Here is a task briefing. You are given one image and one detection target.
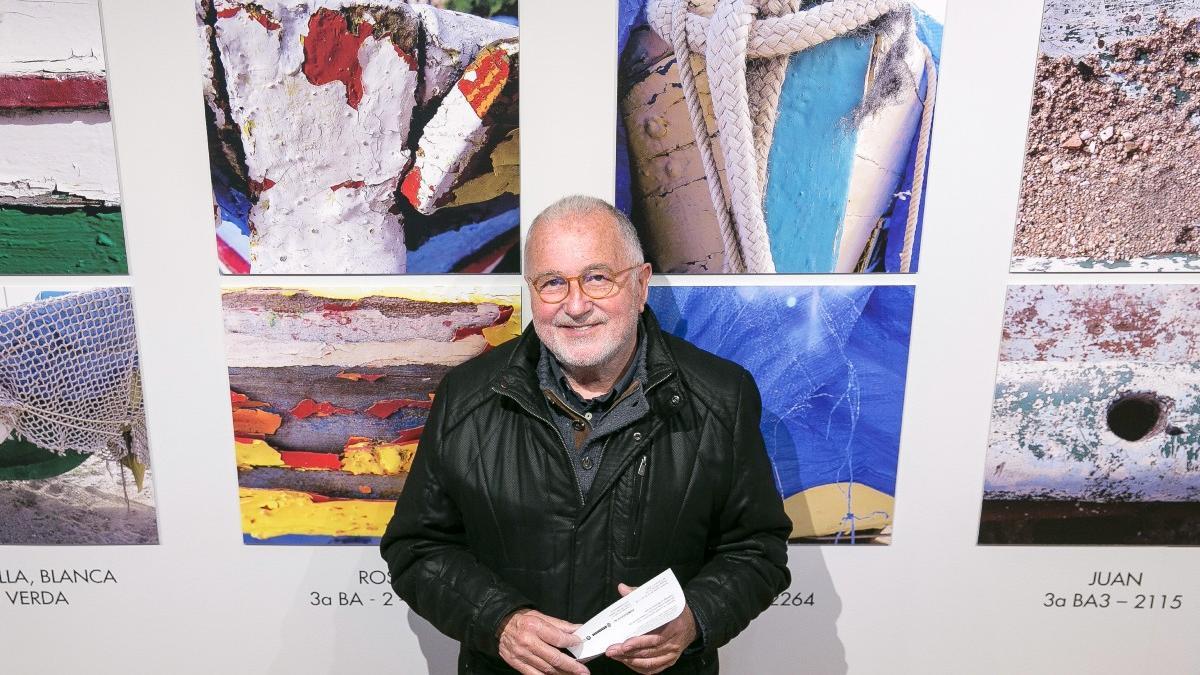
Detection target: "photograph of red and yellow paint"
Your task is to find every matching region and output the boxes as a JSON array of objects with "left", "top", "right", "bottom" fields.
[
  {"left": 0, "top": 0, "right": 128, "bottom": 274},
  {"left": 223, "top": 286, "right": 519, "bottom": 544},
  {"left": 196, "top": 1, "right": 519, "bottom": 275}
]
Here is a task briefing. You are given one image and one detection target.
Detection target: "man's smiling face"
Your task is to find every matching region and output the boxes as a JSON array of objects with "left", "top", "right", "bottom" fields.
[{"left": 525, "top": 211, "right": 649, "bottom": 370}]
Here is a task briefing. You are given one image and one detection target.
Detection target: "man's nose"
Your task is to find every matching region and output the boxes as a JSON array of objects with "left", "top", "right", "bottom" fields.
[{"left": 562, "top": 278, "right": 592, "bottom": 316}]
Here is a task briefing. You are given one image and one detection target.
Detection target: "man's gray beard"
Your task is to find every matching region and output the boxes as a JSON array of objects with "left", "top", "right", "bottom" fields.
[{"left": 540, "top": 308, "right": 640, "bottom": 371}]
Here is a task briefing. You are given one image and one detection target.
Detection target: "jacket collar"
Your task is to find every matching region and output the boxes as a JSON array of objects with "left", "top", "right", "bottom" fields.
[{"left": 494, "top": 305, "right": 679, "bottom": 406}]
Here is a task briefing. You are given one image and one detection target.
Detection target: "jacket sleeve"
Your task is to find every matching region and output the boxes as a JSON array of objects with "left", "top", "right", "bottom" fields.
[
  {"left": 682, "top": 368, "right": 792, "bottom": 652},
  {"left": 380, "top": 377, "right": 532, "bottom": 656}
]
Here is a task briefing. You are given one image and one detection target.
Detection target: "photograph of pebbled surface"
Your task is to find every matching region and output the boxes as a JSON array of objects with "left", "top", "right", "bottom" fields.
[{"left": 1011, "top": 0, "right": 1200, "bottom": 271}]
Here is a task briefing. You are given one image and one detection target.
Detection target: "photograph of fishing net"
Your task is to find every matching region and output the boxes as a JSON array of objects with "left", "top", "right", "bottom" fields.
[{"left": 0, "top": 287, "right": 157, "bottom": 545}]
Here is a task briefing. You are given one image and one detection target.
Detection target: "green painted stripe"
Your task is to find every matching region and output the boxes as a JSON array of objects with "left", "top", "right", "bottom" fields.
[{"left": 0, "top": 206, "right": 128, "bottom": 274}]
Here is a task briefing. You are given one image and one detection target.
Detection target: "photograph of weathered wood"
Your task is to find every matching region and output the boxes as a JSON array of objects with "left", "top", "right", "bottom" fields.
[
  {"left": 197, "top": 1, "right": 519, "bottom": 274},
  {"left": 0, "top": 288, "right": 157, "bottom": 545},
  {"left": 0, "top": 0, "right": 128, "bottom": 274},
  {"left": 981, "top": 285, "right": 1200, "bottom": 545},
  {"left": 224, "top": 286, "right": 519, "bottom": 544},
  {"left": 1011, "top": 1, "right": 1200, "bottom": 272},
  {"left": 616, "top": 0, "right": 943, "bottom": 274},
  {"left": 648, "top": 285, "right": 914, "bottom": 543}
]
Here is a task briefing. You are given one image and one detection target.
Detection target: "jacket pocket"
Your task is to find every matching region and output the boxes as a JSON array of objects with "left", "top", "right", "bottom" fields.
[{"left": 625, "top": 454, "right": 649, "bottom": 557}]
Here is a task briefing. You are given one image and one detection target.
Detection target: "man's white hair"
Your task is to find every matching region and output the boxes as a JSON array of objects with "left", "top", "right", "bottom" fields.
[{"left": 525, "top": 195, "right": 644, "bottom": 272}]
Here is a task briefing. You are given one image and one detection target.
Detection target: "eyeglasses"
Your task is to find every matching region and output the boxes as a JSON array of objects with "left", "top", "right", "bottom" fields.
[{"left": 527, "top": 264, "right": 642, "bottom": 303}]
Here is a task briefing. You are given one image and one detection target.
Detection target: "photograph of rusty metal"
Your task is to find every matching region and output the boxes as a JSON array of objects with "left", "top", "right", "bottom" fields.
[
  {"left": 223, "top": 285, "right": 520, "bottom": 545},
  {"left": 0, "top": 0, "right": 129, "bottom": 274},
  {"left": 196, "top": 1, "right": 519, "bottom": 274},
  {"left": 1011, "top": 1, "right": 1200, "bottom": 272},
  {"left": 0, "top": 288, "right": 158, "bottom": 545},
  {"left": 980, "top": 285, "right": 1200, "bottom": 545},
  {"left": 616, "top": 0, "right": 943, "bottom": 274},
  {"left": 649, "top": 285, "right": 914, "bottom": 543}
]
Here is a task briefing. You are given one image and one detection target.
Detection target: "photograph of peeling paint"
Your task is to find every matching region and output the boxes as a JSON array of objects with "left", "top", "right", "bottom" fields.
[
  {"left": 224, "top": 286, "right": 519, "bottom": 545},
  {"left": 197, "top": 1, "right": 519, "bottom": 274},
  {"left": 0, "top": 0, "right": 128, "bottom": 274},
  {"left": 1011, "top": 1, "right": 1200, "bottom": 272},
  {"left": 616, "top": 1, "right": 943, "bottom": 274},
  {"left": 981, "top": 285, "right": 1200, "bottom": 545},
  {"left": 648, "top": 285, "right": 914, "bottom": 543},
  {"left": 0, "top": 287, "right": 157, "bottom": 545}
]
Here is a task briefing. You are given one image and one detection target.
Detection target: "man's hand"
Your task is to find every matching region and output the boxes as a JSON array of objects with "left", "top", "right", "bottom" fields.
[
  {"left": 497, "top": 608, "right": 589, "bottom": 675},
  {"left": 604, "top": 583, "right": 698, "bottom": 674}
]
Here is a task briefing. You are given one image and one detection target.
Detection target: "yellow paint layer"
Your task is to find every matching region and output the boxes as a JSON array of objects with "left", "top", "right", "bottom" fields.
[
  {"left": 235, "top": 438, "right": 285, "bottom": 468},
  {"left": 341, "top": 441, "right": 417, "bottom": 475},
  {"left": 447, "top": 128, "right": 519, "bottom": 208},
  {"left": 783, "top": 483, "right": 893, "bottom": 539},
  {"left": 239, "top": 487, "right": 395, "bottom": 540}
]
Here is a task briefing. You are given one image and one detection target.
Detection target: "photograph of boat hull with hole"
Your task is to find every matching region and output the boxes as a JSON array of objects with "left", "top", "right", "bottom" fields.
[{"left": 979, "top": 285, "right": 1200, "bottom": 545}]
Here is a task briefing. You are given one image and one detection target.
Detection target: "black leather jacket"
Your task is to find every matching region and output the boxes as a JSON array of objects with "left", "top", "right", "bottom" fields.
[{"left": 381, "top": 308, "right": 791, "bottom": 673}]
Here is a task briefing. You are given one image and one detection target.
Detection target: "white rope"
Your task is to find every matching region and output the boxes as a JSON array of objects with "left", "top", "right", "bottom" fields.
[
  {"left": 648, "top": 0, "right": 748, "bottom": 272},
  {"left": 900, "top": 42, "right": 936, "bottom": 273},
  {"left": 648, "top": 0, "right": 935, "bottom": 273}
]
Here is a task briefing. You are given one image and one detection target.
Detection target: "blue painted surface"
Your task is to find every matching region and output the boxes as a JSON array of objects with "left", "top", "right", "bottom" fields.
[
  {"left": 211, "top": 176, "right": 517, "bottom": 273},
  {"left": 882, "top": 9, "right": 942, "bottom": 273},
  {"left": 648, "top": 286, "right": 914, "bottom": 498},
  {"left": 406, "top": 207, "right": 519, "bottom": 273},
  {"left": 764, "top": 37, "right": 871, "bottom": 272}
]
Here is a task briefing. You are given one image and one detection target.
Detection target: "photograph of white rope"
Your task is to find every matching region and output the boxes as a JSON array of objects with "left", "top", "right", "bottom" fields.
[
  {"left": 196, "top": 1, "right": 519, "bottom": 274},
  {"left": 1011, "top": 1, "right": 1200, "bottom": 272},
  {"left": 980, "top": 285, "right": 1200, "bottom": 545},
  {"left": 617, "top": 0, "right": 943, "bottom": 274},
  {"left": 0, "top": 287, "right": 157, "bottom": 545}
]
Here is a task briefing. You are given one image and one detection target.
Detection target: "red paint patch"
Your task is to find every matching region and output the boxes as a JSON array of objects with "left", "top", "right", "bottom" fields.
[
  {"left": 495, "top": 305, "right": 514, "bottom": 326},
  {"left": 279, "top": 451, "right": 342, "bottom": 470},
  {"left": 302, "top": 8, "right": 372, "bottom": 109},
  {"left": 336, "top": 372, "right": 386, "bottom": 382},
  {"left": 331, "top": 179, "right": 366, "bottom": 191},
  {"left": 216, "top": 236, "right": 251, "bottom": 274},
  {"left": 248, "top": 177, "right": 276, "bottom": 196},
  {"left": 392, "top": 44, "right": 418, "bottom": 70},
  {"left": 358, "top": 485, "right": 373, "bottom": 495},
  {"left": 392, "top": 426, "right": 424, "bottom": 444},
  {"left": 231, "top": 391, "right": 268, "bottom": 409},
  {"left": 458, "top": 47, "right": 512, "bottom": 118},
  {"left": 291, "top": 399, "right": 356, "bottom": 419},
  {"left": 365, "top": 398, "right": 433, "bottom": 419},
  {"left": 400, "top": 164, "right": 422, "bottom": 206},
  {"left": 0, "top": 74, "right": 108, "bottom": 110}
]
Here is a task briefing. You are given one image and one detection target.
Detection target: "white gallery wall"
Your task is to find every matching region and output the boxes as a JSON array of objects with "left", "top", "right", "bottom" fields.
[{"left": 2, "top": 1, "right": 1198, "bottom": 673}]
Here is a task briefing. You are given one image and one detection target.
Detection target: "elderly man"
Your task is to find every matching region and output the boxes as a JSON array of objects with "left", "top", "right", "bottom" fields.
[{"left": 381, "top": 196, "right": 790, "bottom": 674}]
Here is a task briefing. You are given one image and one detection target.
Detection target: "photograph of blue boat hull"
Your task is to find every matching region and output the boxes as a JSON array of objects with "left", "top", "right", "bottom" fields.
[{"left": 617, "top": 0, "right": 944, "bottom": 274}]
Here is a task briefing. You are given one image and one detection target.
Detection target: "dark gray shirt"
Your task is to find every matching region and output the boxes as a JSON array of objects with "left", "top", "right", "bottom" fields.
[{"left": 537, "top": 327, "right": 649, "bottom": 501}]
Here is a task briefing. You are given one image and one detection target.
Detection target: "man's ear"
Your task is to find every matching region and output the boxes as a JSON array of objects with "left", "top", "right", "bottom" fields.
[{"left": 638, "top": 262, "right": 652, "bottom": 299}]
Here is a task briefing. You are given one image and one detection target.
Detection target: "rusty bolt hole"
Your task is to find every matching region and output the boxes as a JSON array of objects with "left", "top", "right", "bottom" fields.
[{"left": 1106, "top": 392, "right": 1170, "bottom": 442}]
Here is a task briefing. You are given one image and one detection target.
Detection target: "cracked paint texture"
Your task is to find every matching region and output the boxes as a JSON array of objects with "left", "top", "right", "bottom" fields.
[
  {"left": 984, "top": 285, "right": 1200, "bottom": 502},
  {"left": 648, "top": 285, "right": 915, "bottom": 544},
  {"left": 198, "top": 1, "right": 519, "bottom": 274},
  {"left": 0, "top": 0, "right": 128, "bottom": 274},
  {"left": 223, "top": 286, "right": 520, "bottom": 544}
]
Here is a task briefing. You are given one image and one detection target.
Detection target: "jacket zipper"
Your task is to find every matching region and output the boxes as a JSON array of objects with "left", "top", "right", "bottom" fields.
[
  {"left": 493, "top": 387, "right": 586, "bottom": 506},
  {"left": 627, "top": 454, "right": 649, "bottom": 556}
]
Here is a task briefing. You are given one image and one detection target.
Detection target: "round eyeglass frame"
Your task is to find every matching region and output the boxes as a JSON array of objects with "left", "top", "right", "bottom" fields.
[{"left": 526, "top": 264, "right": 643, "bottom": 303}]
